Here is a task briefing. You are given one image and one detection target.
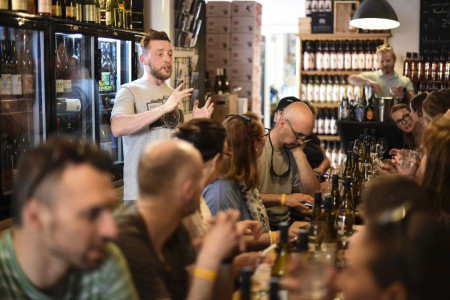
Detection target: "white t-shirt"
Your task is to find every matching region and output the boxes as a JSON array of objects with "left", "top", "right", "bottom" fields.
[{"left": 111, "top": 79, "right": 179, "bottom": 200}]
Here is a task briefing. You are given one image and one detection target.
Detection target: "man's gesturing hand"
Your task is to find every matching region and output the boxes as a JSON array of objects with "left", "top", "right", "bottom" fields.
[
  {"left": 192, "top": 97, "right": 214, "bottom": 119},
  {"left": 163, "top": 83, "right": 193, "bottom": 114}
]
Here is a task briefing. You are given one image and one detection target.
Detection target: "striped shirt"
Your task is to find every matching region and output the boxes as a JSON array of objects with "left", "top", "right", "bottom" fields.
[{"left": 0, "top": 230, "right": 138, "bottom": 299}]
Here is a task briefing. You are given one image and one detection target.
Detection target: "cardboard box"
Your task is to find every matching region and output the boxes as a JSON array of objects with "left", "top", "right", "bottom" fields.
[
  {"left": 230, "top": 47, "right": 261, "bottom": 65},
  {"left": 206, "top": 49, "right": 231, "bottom": 66},
  {"left": 206, "top": 33, "right": 231, "bottom": 50},
  {"left": 206, "top": 17, "right": 231, "bottom": 33},
  {"left": 229, "top": 65, "right": 261, "bottom": 82},
  {"left": 231, "top": 1, "right": 262, "bottom": 18},
  {"left": 230, "top": 33, "right": 261, "bottom": 49},
  {"left": 211, "top": 93, "right": 238, "bottom": 123},
  {"left": 206, "top": 1, "right": 231, "bottom": 18},
  {"left": 298, "top": 17, "right": 312, "bottom": 34},
  {"left": 231, "top": 17, "right": 261, "bottom": 33}
]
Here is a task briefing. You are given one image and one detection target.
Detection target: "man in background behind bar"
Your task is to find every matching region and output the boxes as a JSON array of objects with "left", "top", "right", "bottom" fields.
[
  {"left": 0, "top": 138, "right": 137, "bottom": 299},
  {"left": 111, "top": 29, "right": 213, "bottom": 203},
  {"left": 348, "top": 44, "right": 415, "bottom": 101}
]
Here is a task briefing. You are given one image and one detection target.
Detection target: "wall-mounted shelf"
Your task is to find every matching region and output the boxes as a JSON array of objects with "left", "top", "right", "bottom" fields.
[{"left": 318, "top": 135, "right": 341, "bottom": 141}]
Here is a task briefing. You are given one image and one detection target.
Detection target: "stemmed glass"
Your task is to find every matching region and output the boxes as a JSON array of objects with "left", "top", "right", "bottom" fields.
[{"left": 377, "top": 138, "right": 388, "bottom": 159}]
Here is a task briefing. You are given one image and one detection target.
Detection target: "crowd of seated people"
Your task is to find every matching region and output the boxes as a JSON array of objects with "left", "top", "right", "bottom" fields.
[{"left": 1, "top": 89, "right": 449, "bottom": 299}]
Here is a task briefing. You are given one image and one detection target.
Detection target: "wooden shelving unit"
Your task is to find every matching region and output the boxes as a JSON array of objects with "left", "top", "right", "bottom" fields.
[{"left": 298, "top": 33, "right": 391, "bottom": 104}]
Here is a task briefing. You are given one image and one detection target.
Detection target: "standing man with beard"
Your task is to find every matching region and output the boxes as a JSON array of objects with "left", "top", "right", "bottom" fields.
[
  {"left": 111, "top": 30, "right": 214, "bottom": 203},
  {"left": 348, "top": 44, "right": 415, "bottom": 101}
]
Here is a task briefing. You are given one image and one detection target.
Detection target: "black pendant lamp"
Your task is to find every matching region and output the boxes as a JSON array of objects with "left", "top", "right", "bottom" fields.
[{"left": 350, "top": 0, "right": 400, "bottom": 30}]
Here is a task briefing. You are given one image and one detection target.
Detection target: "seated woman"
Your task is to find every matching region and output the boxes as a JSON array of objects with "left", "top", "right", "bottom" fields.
[
  {"left": 203, "top": 112, "right": 297, "bottom": 248},
  {"left": 390, "top": 103, "right": 423, "bottom": 150},
  {"left": 422, "top": 88, "right": 450, "bottom": 126}
]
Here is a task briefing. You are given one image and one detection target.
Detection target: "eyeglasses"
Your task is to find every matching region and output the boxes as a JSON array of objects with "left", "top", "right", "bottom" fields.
[
  {"left": 268, "top": 132, "right": 290, "bottom": 177},
  {"left": 284, "top": 117, "right": 308, "bottom": 142},
  {"left": 394, "top": 113, "right": 411, "bottom": 126},
  {"left": 262, "top": 128, "right": 271, "bottom": 138}
]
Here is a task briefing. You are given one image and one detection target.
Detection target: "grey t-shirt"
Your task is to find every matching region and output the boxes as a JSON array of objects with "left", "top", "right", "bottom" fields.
[
  {"left": 361, "top": 70, "right": 414, "bottom": 97},
  {"left": 111, "top": 79, "right": 176, "bottom": 201},
  {"left": 258, "top": 138, "right": 301, "bottom": 228}
]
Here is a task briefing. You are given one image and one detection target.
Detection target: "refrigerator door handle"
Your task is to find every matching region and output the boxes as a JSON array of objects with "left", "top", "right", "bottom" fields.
[
  {"left": 132, "top": 51, "right": 138, "bottom": 80},
  {"left": 95, "top": 49, "right": 102, "bottom": 82}
]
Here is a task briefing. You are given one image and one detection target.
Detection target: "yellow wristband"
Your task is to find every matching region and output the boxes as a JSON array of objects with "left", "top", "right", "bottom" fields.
[
  {"left": 281, "top": 194, "right": 286, "bottom": 206},
  {"left": 271, "top": 231, "right": 277, "bottom": 245},
  {"left": 193, "top": 268, "right": 217, "bottom": 281}
]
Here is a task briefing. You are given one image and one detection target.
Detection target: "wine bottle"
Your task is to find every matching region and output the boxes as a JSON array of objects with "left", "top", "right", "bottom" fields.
[
  {"left": 351, "top": 153, "right": 361, "bottom": 207},
  {"left": 214, "top": 68, "right": 223, "bottom": 95},
  {"left": 52, "top": 0, "right": 62, "bottom": 17},
  {"left": 55, "top": 37, "right": 65, "bottom": 97},
  {"left": 12, "top": 0, "right": 28, "bottom": 12},
  {"left": 240, "top": 267, "right": 252, "bottom": 300},
  {"left": 10, "top": 30, "right": 23, "bottom": 98},
  {"left": 308, "top": 192, "right": 322, "bottom": 252},
  {"left": 0, "top": 28, "right": 12, "bottom": 98},
  {"left": 297, "top": 229, "right": 310, "bottom": 261},
  {"left": 222, "top": 68, "right": 230, "bottom": 94},
  {"left": 21, "top": 34, "right": 35, "bottom": 96},
  {"left": 83, "top": 0, "right": 96, "bottom": 23},
  {"left": 269, "top": 276, "right": 281, "bottom": 300},
  {"left": 95, "top": 0, "right": 100, "bottom": 23},
  {"left": 106, "top": 0, "right": 119, "bottom": 27},
  {"left": 118, "top": 0, "right": 125, "bottom": 28},
  {"left": 38, "top": 0, "right": 52, "bottom": 16},
  {"left": 342, "top": 150, "right": 353, "bottom": 178},
  {"left": 125, "top": 0, "right": 132, "bottom": 29},
  {"left": 320, "top": 195, "right": 337, "bottom": 252},
  {"left": 100, "top": 43, "right": 114, "bottom": 92},
  {"left": 331, "top": 174, "right": 340, "bottom": 223},
  {"left": 334, "top": 176, "right": 355, "bottom": 237},
  {"left": 272, "top": 221, "right": 290, "bottom": 277},
  {"left": 76, "top": 0, "right": 83, "bottom": 21},
  {"left": 65, "top": 0, "right": 76, "bottom": 20}
]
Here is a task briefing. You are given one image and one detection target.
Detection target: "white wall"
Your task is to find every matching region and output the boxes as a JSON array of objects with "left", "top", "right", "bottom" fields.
[{"left": 389, "top": 0, "right": 420, "bottom": 75}]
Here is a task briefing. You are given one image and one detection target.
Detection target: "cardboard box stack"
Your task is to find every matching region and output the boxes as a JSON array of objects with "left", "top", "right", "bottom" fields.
[{"left": 206, "top": 1, "right": 262, "bottom": 114}]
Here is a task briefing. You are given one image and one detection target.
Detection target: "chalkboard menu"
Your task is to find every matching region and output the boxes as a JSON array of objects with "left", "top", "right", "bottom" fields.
[{"left": 420, "top": 0, "right": 450, "bottom": 53}]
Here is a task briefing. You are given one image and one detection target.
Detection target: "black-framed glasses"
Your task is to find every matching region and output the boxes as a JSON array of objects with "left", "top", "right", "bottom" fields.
[
  {"left": 268, "top": 132, "right": 290, "bottom": 177},
  {"left": 262, "top": 128, "right": 271, "bottom": 138},
  {"left": 394, "top": 113, "right": 411, "bottom": 126},
  {"left": 284, "top": 117, "right": 308, "bottom": 142}
]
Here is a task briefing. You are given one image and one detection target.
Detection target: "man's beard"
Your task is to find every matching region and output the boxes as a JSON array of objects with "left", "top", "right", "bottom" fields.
[{"left": 149, "top": 63, "right": 172, "bottom": 81}]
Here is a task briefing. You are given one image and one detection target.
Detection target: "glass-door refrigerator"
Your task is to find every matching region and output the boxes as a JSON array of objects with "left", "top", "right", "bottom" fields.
[
  {"left": 0, "top": 14, "right": 48, "bottom": 219},
  {"left": 97, "top": 28, "right": 134, "bottom": 181},
  {"left": 48, "top": 21, "right": 97, "bottom": 141}
]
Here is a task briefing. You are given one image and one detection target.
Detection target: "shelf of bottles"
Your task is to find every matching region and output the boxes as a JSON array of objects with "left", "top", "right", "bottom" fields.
[
  {"left": 403, "top": 51, "right": 450, "bottom": 94},
  {"left": 298, "top": 34, "right": 390, "bottom": 106},
  {"left": 0, "top": 0, "right": 133, "bottom": 30},
  {"left": 301, "top": 75, "right": 365, "bottom": 107},
  {"left": 98, "top": 37, "right": 131, "bottom": 162},
  {"left": 1, "top": 25, "right": 44, "bottom": 195},
  {"left": 313, "top": 107, "right": 339, "bottom": 140}
]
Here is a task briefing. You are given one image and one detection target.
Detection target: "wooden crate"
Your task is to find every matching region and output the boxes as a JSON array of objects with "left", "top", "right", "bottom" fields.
[{"left": 334, "top": 1, "right": 359, "bottom": 34}]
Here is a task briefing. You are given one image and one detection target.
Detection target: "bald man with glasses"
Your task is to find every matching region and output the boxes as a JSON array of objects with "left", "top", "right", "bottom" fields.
[{"left": 257, "top": 102, "right": 319, "bottom": 229}]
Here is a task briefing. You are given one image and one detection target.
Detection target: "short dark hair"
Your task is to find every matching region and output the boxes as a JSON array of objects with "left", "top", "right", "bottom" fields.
[
  {"left": 362, "top": 174, "right": 428, "bottom": 224},
  {"left": 173, "top": 118, "right": 227, "bottom": 162},
  {"left": 13, "top": 137, "right": 112, "bottom": 226},
  {"left": 422, "top": 88, "right": 450, "bottom": 119},
  {"left": 140, "top": 29, "right": 171, "bottom": 54},
  {"left": 410, "top": 93, "right": 427, "bottom": 116}
]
